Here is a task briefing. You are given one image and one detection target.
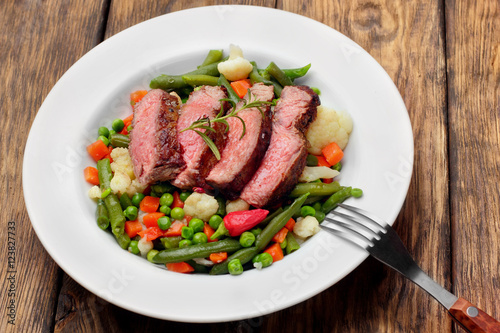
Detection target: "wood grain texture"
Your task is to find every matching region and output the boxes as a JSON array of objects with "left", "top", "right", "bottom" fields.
[
  {"left": 0, "top": 0, "right": 110, "bottom": 332},
  {"left": 446, "top": 0, "right": 500, "bottom": 328},
  {"left": 276, "top": 0, "right": 451, "bottom": 331}
]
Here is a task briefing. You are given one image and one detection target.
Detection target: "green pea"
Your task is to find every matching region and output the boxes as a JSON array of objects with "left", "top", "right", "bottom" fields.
[
  {"left": 157, "top": 216, "right": 172, "bottom": 230},
  {"left": 192, "top": 232, "right": 208, "bottom": 244},
  {"left": 250, "top": 228, "right": 262, "bottom": 237},
  {"left": 208, "top": 215, "right": 223, "bottom": 230},
  {"left": 228, "top": 258, "right": 243, "bottom": 275},
  {"left": 128, "top": 240, "right": 140, "bottom": 254},
  {"left": 112, "top": 118, "right": 125, "bottom": 132},
  {"left": 179, "top": 239, "right": 192, "bottom": 248},
  {"left": 312, "top": 202, "right": 322, "bottom": 212},
  {"left": 332, "top": 162, "right": 342, "bottom": 171},
  {"left": 239, "top": 232, "right": 256, "bottom": 248},
  {"left": 131, "top": 193, "right": 145, "bottom": 207},
  {"left": 301, "top": 206, "right": 316, "bottom": 217},
  {"left": 280, "top": 237, "right": 288, "bottom": 249},
  {"left": 189, "top": 218, "right": 204, "bottom": 233},
  {"left": 181, "top": 226, "right": 194, "bottom": 239},
  {"left": 108, "top": 129, "right": 116, "bottom": 137},
  {"left": 147, "top": 249, "right": 159, "bottom": 262},
  {"left": 171, "top": 207, "right": 185, "bottom": 220},
  {"left": 315, "top": 210, "right": 326, "bottom": 223},
  {"left": 179, "top": 191, "right": 191, "bottom": 202},
  {"left": 351, "top": 188, "right": 363, "bottom": 198},
  {"left": 98, "top": 126, "right": 110, "bottom": 138},
  {"left": 160, "top": 193, "right": 174, "bottom": 207},
  {"left": 127, "top": 125, "right": 133, "bottom": 132},
  {"left": 311, "top": 87, "right": 321, "bottom": 95},
  {"left": 252, "top": 252, "right": 273, "bottom": 268},
  {"left": 124, "top": 206, "right": 138, "bottom": 221},
  {"left": 159, "top": 205, "right": 171, "bottom": 215},
  {"left": 98, "top": 135, "right": 109, "bottom": 146}
]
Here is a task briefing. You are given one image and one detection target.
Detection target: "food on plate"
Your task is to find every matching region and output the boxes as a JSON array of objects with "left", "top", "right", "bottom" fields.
[{"left": 84, "top": 46, "right": 360, "bottom": 275}]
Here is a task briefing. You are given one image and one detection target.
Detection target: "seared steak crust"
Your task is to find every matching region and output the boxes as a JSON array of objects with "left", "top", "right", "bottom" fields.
[
  {"left": 206, "top": 83, "right": 274, "bottom": 199},
  {"left": 240, "top": 86, "right": 320, "bottom": 207},
  {"left": 129, "top": 89, "right": 185, "bottom": 185}
]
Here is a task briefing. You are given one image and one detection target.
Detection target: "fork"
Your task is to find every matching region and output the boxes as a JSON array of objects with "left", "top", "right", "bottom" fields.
[{"left": 319, "top": 203, "right": 500, "bottom": 333}]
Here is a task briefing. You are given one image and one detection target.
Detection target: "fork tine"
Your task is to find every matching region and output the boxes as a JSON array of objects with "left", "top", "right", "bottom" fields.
[
  {"left": 324, "top": 215, "right": 380, "bottom": 242},
  {"left": 328, "top": 211, "right": 382, "bottom": 240},
  {"left": 319, "top": 224, "right": 373, "bottom": 250},
  {"left": 338, "top": 203, "right": 388, "bottom": 232}
]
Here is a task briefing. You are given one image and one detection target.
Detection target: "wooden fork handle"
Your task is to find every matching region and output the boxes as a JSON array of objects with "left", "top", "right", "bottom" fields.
[{"left": 448, "top": 298, "right": 500, "bottom": 332}]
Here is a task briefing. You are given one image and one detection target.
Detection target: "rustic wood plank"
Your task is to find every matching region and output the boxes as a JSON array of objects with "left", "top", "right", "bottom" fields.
[
  {"left": 270, "top": 0, "right": 452, "bottom": 331},
  {"left": 0, "top": 0, "right": 109, "bottom": 332},
  {"left": 445, "top": 0, "right": 500, "bottom": 327}
]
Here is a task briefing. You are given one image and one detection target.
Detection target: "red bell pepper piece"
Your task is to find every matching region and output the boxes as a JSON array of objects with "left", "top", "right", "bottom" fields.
[{"left": 223, "top": 209, "right": 269, "bottom": 237}]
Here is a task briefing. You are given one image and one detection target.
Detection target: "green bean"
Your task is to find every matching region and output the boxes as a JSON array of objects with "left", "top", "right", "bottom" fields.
[
  {"left": 104, "top": 193, "right": 130, "bottom": 249},
  {"left": 290, "top": 181, "right": 341, "bottom": 197},
  {"left": 249, "top": 61, "right": 282, "bottom": 97},
  {"left": 321, "top": 187, "right": 352, "bottom": 213},
  {"left": 266, "top": 62, "right": 294, "bottom": 87},
  {"left": 258, "top": 207, "right": 283, "bottom": 227},
  {"left": 216, "top": 196, "right": 226, "bottom": 216},
  {"left": 96, "top": 199, "right": 109, "bottom": 230},
  {"left": 119, "top": 193, "right": 133, "bottom": 210},
  {"left": 161, "top": 236, "right": 182, "bottom": 249},
  {"left": 303, "top": 196, "right": 323, "bottom": 205},
  {"left": 186, "top": 260, "right": 209, "bottom": 274},
  {"left": 109, "top": 133, "right": 129, "bottom": 148},
  {"left": 198, "top": 49, "right": 223, "bottom": 68},
  {"left": 150, "top": 61, "right": 222, "bottom": 91},
  {"left": 268, "top": 77, "right": 283, "bottom": 97},
  {"left": 255, "top": 193, "right": 309, "bottom": 250},
  {"left": 182, "top": 74, "right": 219, "bottom": 87},
  {"left": 218, "top": 74, "right": 240, "bottom": 104},
  {"left": 151, "top": 182, "right": 176, "bottom": 195},
  {"left": 285, "top": 232, "right": 300, "bottom": 255},
  {"left": 209, "top": 247, "right": 259, "bottom": 275},
  {"left": 283, "top": 64, "right": 311, "bottom": 81},
  {"left": 152, "top": 239, "right": 241, "bottom": 264},
  {"left": 97, "top": 158, "right": 112, "bottom": 190},
  {"left": 306, "top": 154, "right": 319, "bottom": 166}
]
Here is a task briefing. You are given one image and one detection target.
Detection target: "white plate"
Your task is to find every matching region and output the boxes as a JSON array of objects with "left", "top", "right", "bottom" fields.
[{"left": 23, "top": 5, "right": 413, "bottom": 322}]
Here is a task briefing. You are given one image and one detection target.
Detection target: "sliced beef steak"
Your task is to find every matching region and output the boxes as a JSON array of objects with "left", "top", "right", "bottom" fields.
[
  {"left": 240, "top": 86, "right": 320, "bottom": 207},
  {"left": 172, "top": 86, "right": 228, "bottom": 190},
  {"left": 206, "top": 83, "right": 274, "bottom": 199},
  {"left": 129, "top": 89, "right": 185, "bottom": 185}
]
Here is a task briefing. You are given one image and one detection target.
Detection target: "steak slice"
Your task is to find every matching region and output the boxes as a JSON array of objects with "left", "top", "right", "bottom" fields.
[
  {"left": 240, "top": 86, "right": 320, "bottom": 207},
  {"left": 172, "top": 86, "right": 228, "bottom": 190},
  {"left": 129, "top": 89, "right": 185, "bottom": 185},
  {"left": 206, "top": 83, "right": 274, "bottom": 199}
]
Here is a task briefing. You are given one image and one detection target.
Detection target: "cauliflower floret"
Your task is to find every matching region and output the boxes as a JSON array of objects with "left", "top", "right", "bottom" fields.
[
  {"left": 88, "top": 186, "right": 102, "bottom": 200},
  {"left": 226, "top": 198, "right": 250, "bottom": 214},
  {"left": 306, "top": 106, "right": 353, "bottom": 155},
  {"left": 110, "top": 171, "right": 131, "bottom": 195},
  {"left": 183, "top": 192, "right": 219, "bottom": 221},
  {"left": 110, "top": 147, "right": 135, "bottom": 180},
  {"left": 293, "top": 216, "right": 321, "bottom": 238},
  {"left": 138, "top": 237, "right": 153, "bottom": 257},
  {"left": 217, "top": 44, "right": 253, "bottom": 81},
  {"left": 299, "top": 166, "right": 340, "bottom": 182},
  {"left": 125, "top": 179, "right": 148, "bottom": 197}
]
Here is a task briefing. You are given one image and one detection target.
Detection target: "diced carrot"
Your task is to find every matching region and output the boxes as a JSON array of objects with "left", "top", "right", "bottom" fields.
[
  {"left": 104, "top": 146, "right": 113, "bottom": 163},
  {"left": 130, "top": 90, "right": 148, "bottom": 105},
  {"left": 84, "top": 166, "right": 99, "bottom": 186},
  {"left": 185, "top": 215, "right": 192, "bottom": 223},
  {"left": 272, "top": 227, "right": 289, "bottom": 243},
  {"left": 138, "top": 226, "right": 163, "bottom": 241},
  {"left": 203, "top": 223, "right": 216, "bottom": 242},
  {"left": 322, "top": 142, "right": 344, "bottom": 166},
  {"left": 140, "top": 196, "right": 160, "bottom": 213},
  {"left": 316, "top": 155, "right": 331, "bottom": 167},
  {"left": 284, "top": 218, "right": 295, "bottom": 231},
  {"left": 166, "top": 262, "right": 194, "bottom": 274},
  {"left": 163, "top": 221, "right": 184, "bottom": 237},
  {"left": 322, "top": 178, "right": 333, "bottom": 184},
  {"left": 87, "top": 140, "right": 109, "bottom": 162},
  {"left": 264, "top": 243, "right": 284, "bottom": 262},
  {"left": 142, "top": 212, "right": 165, "bottom": 228},
  {"left": 172, "top": 191, "right": 184, "bottom": 208},
  {"left": 230, "top": 79, "right": 252, "bottom": 99},
  {"left": 120, "top": 114, "right": 133, "bottom": 135},
  {"left": 209, "top": 252, "right": 227, "bottom": 263},
  {"left": 124, "top": 220, "right": 143, "bottom": 238}
]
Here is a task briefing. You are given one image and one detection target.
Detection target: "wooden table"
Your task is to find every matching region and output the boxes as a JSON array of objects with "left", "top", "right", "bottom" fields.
[{"left": 1, "top": 0, "right": 499, "bottom": 331}]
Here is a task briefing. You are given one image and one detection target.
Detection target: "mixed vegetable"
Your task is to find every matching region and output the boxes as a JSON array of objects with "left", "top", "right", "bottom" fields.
[{"left": 84, "top": 46, "right": 361, "bottom": 275}]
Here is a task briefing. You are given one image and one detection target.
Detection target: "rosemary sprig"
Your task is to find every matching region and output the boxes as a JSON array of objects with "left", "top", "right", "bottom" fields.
[{"left": 180, "top": 97, "right": 274, "bottom": 160}]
